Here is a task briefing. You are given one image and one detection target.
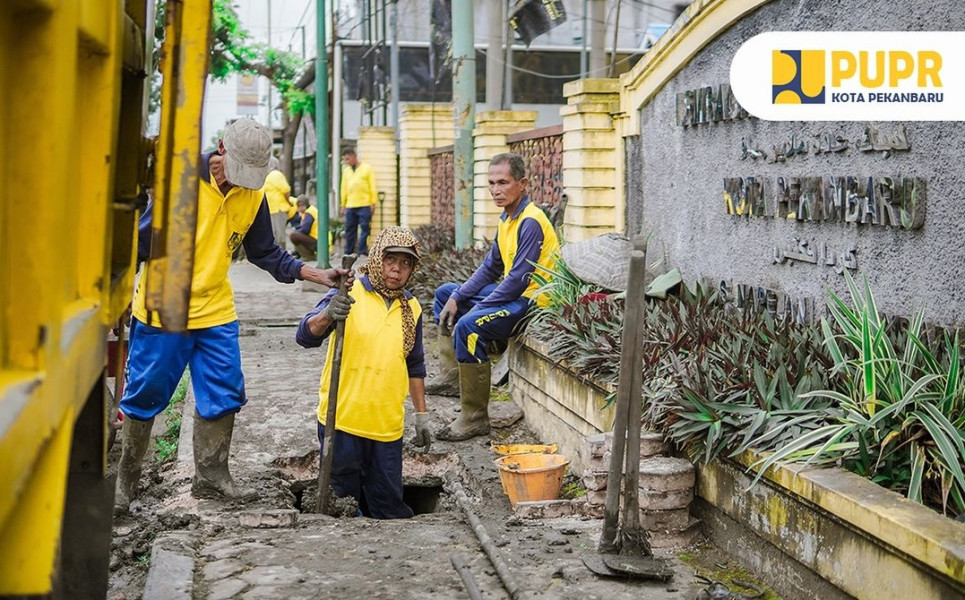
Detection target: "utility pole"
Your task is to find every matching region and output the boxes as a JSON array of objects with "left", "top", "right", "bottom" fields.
[
  {"left": 267, "top": 0, "right": 273, "bottom": 131},
  {"left": 590, "top": 0, "right": 605, "bottom": 76},
  {"left": 580, "top": 0, "right": 588, "bottom": 77},
  {"left": 486, "top": 0, "right": 504, "bottom": 109},
  {"left": 316, "top": 0, "right": 330, "bottom": 268},
  {"left": 452, "top": 0, "right": 475, "bottom": 247},
  {"left": 503, "top": 0, "right": 513, "bottom": 109},
  {"left": 390, "top": 0, "right": 400, "bottom": 134},
  {"left": 609, "top": 0, "right": 622, "bottom": 77}
]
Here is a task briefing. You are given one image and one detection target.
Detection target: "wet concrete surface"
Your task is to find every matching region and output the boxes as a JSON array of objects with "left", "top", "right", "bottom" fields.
[{"left": 109, "top": 260, "right": 713, "bottom": 599}]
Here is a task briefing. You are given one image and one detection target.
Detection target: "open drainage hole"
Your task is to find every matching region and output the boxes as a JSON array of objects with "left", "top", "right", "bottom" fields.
[{"left": 403, "top": 485, "right": 444, "bottom": 515}]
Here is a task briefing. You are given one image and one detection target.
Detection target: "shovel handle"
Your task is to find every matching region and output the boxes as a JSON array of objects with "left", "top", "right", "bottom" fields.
[{"left": 316, "top": 254, "right": 358, "bottom": 514}]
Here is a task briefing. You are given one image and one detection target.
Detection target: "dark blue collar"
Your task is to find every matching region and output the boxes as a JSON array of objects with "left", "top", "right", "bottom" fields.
[{"left": 500, "top": 196, "right": 531, "bottom": 222}]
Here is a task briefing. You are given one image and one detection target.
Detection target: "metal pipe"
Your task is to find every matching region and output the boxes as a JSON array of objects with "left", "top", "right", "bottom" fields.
[
  {"left": 447, "top": 478, "right": 523, "bottom": 600},
  {"left": 316, "top": 0, "right": 330, "bottom": 268},
  {"left": 452, "top": 0, "right": 475, "bottom": 247},
  {"left": 449, "top": 553, "right": 484, "bottom": 600}
]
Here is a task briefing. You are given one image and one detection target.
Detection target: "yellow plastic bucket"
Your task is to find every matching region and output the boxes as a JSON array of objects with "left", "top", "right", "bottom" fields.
[
  {"left": 491, "top": 443, "right": 558, "bottom": 457},
  {"left": 494, "top": 453, "right": 570, "bottom": 507}
]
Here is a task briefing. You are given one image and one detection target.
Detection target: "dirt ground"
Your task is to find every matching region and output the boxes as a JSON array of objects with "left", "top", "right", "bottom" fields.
[{"left": 106, "top": 260, "right": 777, "bottom": 600}]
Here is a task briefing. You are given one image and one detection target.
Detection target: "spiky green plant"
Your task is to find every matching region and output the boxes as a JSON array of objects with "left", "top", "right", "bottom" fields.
[{"left": 750, "top": 273, "right": 965, "bottom": 514}]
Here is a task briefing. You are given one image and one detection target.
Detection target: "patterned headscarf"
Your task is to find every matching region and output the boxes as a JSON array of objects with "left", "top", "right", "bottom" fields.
[{"left": 357, "top": 227, "right": 422, "bottom": 354}]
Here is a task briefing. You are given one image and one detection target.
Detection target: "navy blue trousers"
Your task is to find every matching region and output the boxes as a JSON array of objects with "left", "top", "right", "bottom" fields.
[
  {"left": 433, "top": 282, "right": 531, "bottom": 363},
  {"left": 343, "top": 206, "right": 373, "bottom": 255},
  {"left": 316, "top": 422, "right": 413, "bottom": 519}
]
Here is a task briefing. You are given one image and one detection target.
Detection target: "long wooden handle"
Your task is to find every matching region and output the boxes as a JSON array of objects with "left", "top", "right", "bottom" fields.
[
  {"left": 599, "top": 238, "right": 648, "bottom": 552},
  {"left": 316, "top": 254, "right": 358, "bottom": 514}
]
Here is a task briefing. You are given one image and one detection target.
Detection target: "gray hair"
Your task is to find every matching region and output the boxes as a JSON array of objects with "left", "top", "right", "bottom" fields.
[{"left": 490, "top": 153, "right": 526, "bottom": 181}]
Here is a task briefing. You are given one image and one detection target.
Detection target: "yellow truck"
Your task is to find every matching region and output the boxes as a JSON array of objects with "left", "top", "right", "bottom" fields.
[{"left": 0, "top": 0, "right": 210, "bottom": 595}]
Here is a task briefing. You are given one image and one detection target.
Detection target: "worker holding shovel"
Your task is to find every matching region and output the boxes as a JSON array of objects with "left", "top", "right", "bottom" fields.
[{"left": 296, "top": 227, "right": 431, "bottom": 519}]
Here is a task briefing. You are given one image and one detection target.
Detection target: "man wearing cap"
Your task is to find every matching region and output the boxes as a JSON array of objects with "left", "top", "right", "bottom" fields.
[
  {"left": 115, "top": 118, "right": 351, "bottom": 515},
  {"left": 296, "top": 227, "right": 430, "bottom": 518}
]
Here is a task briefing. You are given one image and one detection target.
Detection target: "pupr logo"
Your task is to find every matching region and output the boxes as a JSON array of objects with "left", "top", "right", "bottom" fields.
[
  {"left": 731, "top": 32, "right": 964, "bottom": 121},
  {"left": 772, "top": 50, "right": 825, "bottom": 104}
]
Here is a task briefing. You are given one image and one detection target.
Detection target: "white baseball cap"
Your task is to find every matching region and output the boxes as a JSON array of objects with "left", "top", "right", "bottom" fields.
[{"left": 221, "top": 119, "right": 272, "bottom": 189}]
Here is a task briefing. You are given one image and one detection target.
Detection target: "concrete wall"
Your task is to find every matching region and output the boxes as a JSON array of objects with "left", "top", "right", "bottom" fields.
[
  {"left": 510, "top": 338, "right": 965, "bottom": 599},
  {"left": 398, "top": 104, "right": 454, "bottom": 228},
  {"left": 472, "top": 111, "right": 538, "bottom": 241},
  {"left": 357, "top": 126, "right": 397, "bottom": 237},
  {"left": 509, "top": 339, "right": 615, "bottom": 474},
  {"left": 621, "top": 0, "right": 965, "bottom": 328}
]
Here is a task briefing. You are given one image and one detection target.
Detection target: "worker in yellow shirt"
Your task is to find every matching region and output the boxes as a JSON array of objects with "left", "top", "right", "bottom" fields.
[
  {"left": 289, "top": 196, "right": 319, "bottom": 261},
  {"left": 296, "top": 227, "right": 430, "bottom": 518},
  {"left": 262, "top": 158, "right": 293, "bottom": 248},
  {"left": 340, "top": 147, "right": 378, "bottom": 255}
]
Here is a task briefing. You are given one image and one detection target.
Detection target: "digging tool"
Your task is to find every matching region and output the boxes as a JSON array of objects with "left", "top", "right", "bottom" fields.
[
  {"left": 591, "top": 236, "right": 671, "bottom": 580},
  {"left": 599, "top": 237, "right": 648, "bottom": 553},
  {"left": 316, "top": 253, "right": 359, "bottom": 514}
]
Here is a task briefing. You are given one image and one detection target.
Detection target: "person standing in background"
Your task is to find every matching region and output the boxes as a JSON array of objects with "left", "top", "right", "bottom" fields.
[
  {"left": 340, "top": 147, "right": 378, "bottom": 256},
  {"left": 263, "top": 157, "right": 293, "bottom": 248}
]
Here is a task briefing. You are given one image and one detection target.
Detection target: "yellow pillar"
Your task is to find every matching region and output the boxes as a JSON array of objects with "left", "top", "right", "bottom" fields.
[
  {"left": 472, "top": 110, "right": 538, "bottom": 242},
  {"left": 358, "top": 126, "right": 397, "bottom": 238},
  {"left": 398, "top": 103, "right": 453, "bottom": 228},
  {"left": 561, "top": 78, "right": 621, "bottom": 242}
]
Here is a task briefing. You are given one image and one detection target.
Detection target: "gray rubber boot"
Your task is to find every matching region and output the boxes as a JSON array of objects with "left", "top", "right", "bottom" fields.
[
  {"left": 114, "top": 416, "right": 155, "bottom": 515},
  {"left": 425, "top": 328, "right": 460, "bottom": 396},
  {"left": 191, "top": 412, "right": 255, "bottom": 501},
  {"left": 437, "top": 362, "right": 491, "bottom": 441}
]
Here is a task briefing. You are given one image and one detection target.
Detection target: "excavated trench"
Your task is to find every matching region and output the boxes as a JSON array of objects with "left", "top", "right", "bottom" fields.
[{"left": 272, "top": 449, "right": 468, "bottom": 515}]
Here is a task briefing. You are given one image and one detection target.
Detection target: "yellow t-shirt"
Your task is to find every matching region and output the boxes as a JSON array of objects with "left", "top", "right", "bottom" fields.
[
  {"left": 262, "top": 169, "right": 292, "bottom": 214},
  {"left": 132, "top": 170, "right": 264, "bottom": 329},
  {"left": 340, "top": 162, "right": 378, "bottom": 208},
  {"left": 316, "top": 281, "right": 423, "bottom": 441}
]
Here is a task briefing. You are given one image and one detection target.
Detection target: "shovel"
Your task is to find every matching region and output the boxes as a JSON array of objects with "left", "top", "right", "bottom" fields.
[{"left": 315, "top": 254, "right": 358, "bottom": 514}]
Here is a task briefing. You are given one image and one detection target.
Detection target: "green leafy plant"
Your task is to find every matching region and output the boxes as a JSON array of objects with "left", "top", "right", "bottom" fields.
[
  {"left": 155, "top": 369, "right": 189, "bottom": 463},
  {"left": 750, "top": 273, "right": 965, "bottom": 514}
]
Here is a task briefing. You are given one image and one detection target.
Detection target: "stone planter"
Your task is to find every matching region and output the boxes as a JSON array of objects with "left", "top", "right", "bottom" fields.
[{"left": 509, "top": 337, "right": 965, "bottom": 599}]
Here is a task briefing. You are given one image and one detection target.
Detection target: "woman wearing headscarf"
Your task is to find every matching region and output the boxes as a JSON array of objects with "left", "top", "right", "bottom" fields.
[{"left": 295, "top": 227, "right": 430, "bottom": 518}]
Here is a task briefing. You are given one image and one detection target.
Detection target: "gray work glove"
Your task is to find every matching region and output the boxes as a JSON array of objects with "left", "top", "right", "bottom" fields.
[
  {"left": 411, "top": 412, "right": 431, "bottom": 452},
  {"left": 322, "top": 294, "right": 355, "bottom": 322},
  {"left": 438, "top": 297, "right": 459, "bottom": 333}
]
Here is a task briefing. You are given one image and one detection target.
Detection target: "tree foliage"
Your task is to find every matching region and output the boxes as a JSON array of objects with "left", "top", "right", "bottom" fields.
[{"left": 151, "top": 0, "right": 313, "bottom": 118}]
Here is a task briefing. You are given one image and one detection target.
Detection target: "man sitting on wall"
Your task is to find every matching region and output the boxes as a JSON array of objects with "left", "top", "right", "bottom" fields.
[
  {"left": 289, "top": 195, "right": 318, "bottom": 261},
  {"left": 427, "top": 152, "right": 560, "bottom": 441}
]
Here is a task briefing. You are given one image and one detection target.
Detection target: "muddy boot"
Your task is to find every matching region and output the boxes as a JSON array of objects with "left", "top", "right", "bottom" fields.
[
  {"left": 191, "top": 413, "right": 255, "bottom": 501},
  {"left": 425, "top": 329, "right": 460, "bottom": 396},
  {"left": 437, "top": 362, "right": 491, "bottom": 441},
  {"left": 114, "top": 416, "right": 155, "bottom": 515}
]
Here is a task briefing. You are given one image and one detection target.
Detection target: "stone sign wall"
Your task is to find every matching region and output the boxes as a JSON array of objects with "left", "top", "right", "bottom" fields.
[{"left": 625, "top": 0, "right": 964, "bottom": 327}]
